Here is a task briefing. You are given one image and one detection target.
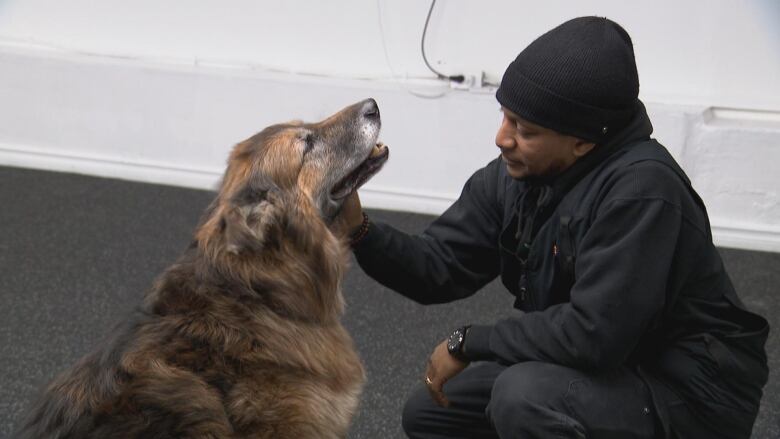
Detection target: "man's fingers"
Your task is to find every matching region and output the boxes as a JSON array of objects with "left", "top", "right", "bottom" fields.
[
  {"left": 425, "top": 341, "right": 462, "bottom": 408},
  {"left": 436, "top": 390, "right": 450, "bottom": 408},
  {"left": 424, "top": 374, "right": 450, "bottom": 408},
  {"left": 426, "top": 379, "right": 447, "bottom": 407}
]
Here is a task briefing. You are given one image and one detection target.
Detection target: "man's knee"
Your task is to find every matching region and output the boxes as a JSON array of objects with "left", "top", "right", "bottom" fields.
[{"left": 488, "top": 361, "right": 574, "bottom": 423}]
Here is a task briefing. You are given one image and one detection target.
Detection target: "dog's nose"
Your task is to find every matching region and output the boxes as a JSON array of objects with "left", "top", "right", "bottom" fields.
[{"left": 361, "top": 98, "right": 380, "bottom": 120}]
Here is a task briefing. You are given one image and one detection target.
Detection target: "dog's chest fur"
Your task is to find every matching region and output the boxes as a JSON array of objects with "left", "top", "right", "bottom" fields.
[{"left": 135, "top": 238, "right": 366, "bottom": 437}]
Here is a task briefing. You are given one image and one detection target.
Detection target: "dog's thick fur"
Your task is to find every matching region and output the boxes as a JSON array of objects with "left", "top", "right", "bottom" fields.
[{"left": 15, "top": 99, "right": 388, "bottom": 438}]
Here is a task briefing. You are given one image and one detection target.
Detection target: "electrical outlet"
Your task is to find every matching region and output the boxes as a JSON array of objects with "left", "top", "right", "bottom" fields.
[
  {"left": 448, "top": 74, "right": 475, "bottom": 90},
  {"left": 449, "top": 71, "right": 490, "bottom": 92}
]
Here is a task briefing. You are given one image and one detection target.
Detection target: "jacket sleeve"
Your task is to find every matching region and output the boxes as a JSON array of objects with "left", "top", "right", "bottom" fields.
[
  {"left": 352, "top": 158, "right": 505, "bottom": 304},
  {"left": 465, "top": 165, "right": 686, "bottom": 369}
]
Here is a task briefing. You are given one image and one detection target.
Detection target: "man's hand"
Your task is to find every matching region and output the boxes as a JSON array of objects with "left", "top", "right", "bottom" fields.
[
  {"left": 424, "top": 340, "right": 469, "bottom": 407},
  {"left": 330, "top": 191, "right": 365, "bottom": 238}
]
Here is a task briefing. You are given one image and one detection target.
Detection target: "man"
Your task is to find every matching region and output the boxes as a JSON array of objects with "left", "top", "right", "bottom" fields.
[{"left": 342, "top": 17, "right": 769, "bottom": 439}]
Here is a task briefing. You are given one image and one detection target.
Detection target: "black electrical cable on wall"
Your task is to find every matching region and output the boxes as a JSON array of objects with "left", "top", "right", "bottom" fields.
[{"left": 421, "top": 0, "right": 465, "bottom": 83}]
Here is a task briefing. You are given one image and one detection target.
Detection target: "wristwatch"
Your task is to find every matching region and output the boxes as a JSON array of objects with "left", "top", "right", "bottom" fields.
[{"left": 447, "top": 325, "right": 471, "bottom": 362}]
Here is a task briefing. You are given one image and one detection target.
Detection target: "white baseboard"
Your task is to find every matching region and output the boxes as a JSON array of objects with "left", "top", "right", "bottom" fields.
[
  {"left": 710, "top": 223, "right": 780, "bottom": 253},
  {"left": 0, "top": 142, "right": 222, "bottom": 190},
  {"left": 3, "top": 141, "right": 779, "bottom": 253}
]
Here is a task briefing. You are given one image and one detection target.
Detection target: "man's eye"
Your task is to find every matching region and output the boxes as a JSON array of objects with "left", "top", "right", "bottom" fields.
[{"left": 517, "top": 126, "right": 536, "bottom": 138}]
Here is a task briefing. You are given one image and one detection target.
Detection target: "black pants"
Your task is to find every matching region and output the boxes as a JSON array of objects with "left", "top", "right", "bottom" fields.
[{"left": 402, "top": 361, "right": 658, "bottom": 439}]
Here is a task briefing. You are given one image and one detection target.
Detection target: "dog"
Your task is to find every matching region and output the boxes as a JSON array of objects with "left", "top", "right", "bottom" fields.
[{"left": 15, "top": 98, "right": 389, "bottom": 438}]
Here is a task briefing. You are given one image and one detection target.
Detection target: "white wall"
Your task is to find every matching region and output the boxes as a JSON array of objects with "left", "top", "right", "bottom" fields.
[{"left": 1, "top": 0, "right": 779, "bottom": 251}]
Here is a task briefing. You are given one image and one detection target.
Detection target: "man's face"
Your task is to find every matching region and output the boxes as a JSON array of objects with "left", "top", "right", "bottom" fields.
[{"left": 495, "top": 107, "right": 594, "bottom": 180}]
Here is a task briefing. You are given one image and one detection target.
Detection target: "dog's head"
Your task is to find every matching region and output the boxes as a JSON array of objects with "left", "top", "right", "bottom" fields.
[{"left": 198, "top": 98, "right": 388, "bottom": 256}]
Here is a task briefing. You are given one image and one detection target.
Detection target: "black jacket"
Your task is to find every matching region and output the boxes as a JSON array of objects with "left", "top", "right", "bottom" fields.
[{"left": 353, "top": 102, "right": 769, "bottom": 438}]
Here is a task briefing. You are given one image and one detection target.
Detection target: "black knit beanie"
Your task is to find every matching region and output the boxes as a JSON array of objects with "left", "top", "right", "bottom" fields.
[{"left": 496, "top": 16, "right": 639, "bottom": 143}]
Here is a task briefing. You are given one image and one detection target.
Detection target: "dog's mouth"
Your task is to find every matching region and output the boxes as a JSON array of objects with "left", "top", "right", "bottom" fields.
[{"left": 331, "top": 142, "right": 389, "bottom": 200}]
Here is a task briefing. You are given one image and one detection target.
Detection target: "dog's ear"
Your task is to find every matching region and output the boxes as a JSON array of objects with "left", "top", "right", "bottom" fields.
[{"left": 223, "top": 183, "right": 281, "bottom": 255}]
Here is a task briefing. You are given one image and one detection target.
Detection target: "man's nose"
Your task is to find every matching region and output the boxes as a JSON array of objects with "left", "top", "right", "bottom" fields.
[{"left": 495, "top": 118, "right": 514, "bottom": 150}]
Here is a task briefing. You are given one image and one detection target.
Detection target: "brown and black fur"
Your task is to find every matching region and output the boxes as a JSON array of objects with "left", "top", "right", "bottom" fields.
[{"left": 15, "top": 98, "right": 388, "bottom": 438}]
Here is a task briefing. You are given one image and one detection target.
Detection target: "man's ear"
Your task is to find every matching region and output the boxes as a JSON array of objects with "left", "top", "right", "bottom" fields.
[
  {"left": 223, "top": 184, "right": 280, "bottom": 255},
  {"left": 573, "top": 139, "right": 596, "bottom": 158}
]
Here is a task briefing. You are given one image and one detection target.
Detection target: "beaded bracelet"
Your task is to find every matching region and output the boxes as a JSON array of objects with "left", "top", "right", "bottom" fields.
[{"left": 349, "top": 212, "right": 370, "bottom": 247}]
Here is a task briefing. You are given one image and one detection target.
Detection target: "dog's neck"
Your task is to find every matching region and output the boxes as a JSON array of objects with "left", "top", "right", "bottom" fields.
[
  {"left": 151, "top": 191, "right": 348, "bottom": 325},
  {"left": 239, "top": 193, "right": 349, "bottom": 324}
]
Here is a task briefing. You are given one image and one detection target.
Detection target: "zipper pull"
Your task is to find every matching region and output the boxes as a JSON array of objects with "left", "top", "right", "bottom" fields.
[{"left": 519, "top": 273, "right": 528, "bottom": 302}]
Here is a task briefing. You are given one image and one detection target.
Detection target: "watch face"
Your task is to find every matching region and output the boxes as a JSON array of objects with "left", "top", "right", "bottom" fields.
[{"left": 447, "top": 329, "right": 463, "bottom": 353}]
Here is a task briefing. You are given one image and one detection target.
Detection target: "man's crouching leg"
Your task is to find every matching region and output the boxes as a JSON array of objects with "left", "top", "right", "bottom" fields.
[
  {"left": 402, "top": 362, "right": 504, "bottom": 439},
  {"left": 487, "top": 361, "right": 657, "bottom": 439}
]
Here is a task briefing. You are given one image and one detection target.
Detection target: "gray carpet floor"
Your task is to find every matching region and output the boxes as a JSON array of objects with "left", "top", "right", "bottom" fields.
[{"left": 0, "top": 166, "right": 777, "bottom": 438}]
